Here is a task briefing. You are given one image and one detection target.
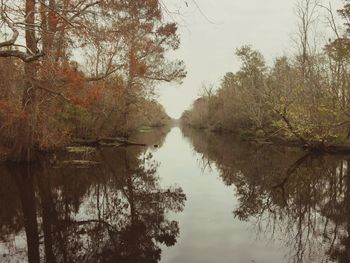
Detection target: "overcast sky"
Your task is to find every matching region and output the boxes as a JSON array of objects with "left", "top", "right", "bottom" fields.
[{"left": 158, "top": 0, "right": 343, "bottom": 119}]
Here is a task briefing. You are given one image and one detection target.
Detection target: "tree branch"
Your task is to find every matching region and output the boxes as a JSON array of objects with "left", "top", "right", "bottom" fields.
[
  {"left": 86, "top": 64, "right": 123, "bottom": 81},
  {"left": 0, "top": 8, "right": 19, "bottom": 48},
  {"left": 0, "top": 50, "right": 44, "bottom": 62}
]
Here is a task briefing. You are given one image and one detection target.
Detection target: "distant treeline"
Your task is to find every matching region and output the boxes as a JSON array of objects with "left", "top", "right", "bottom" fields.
[{"left": 181, "top": 1, "right": 350, "bottom": 147}]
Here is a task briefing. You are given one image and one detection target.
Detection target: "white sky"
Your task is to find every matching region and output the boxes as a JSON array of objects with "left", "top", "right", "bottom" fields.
[{"left": 158, "top": 0, "right": 344, "bottom": 119}]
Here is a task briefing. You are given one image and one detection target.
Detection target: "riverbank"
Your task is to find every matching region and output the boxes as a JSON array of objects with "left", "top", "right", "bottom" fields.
[
  {"left": 0, "top": 126, "right": 171, "bottom": 163},
  {"left": 181, "top": 124, "right": 350, "bottom": 155}
]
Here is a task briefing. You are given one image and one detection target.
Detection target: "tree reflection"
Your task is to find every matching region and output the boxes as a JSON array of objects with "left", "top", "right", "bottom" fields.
[
  {"left": 182, "top": 127, "right": 350, "bottom": 263},
  {"left": 0, "top": 128, "right": 185, "bottom": 263}
]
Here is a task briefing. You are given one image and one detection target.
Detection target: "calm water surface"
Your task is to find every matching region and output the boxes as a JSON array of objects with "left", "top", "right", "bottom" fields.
[{"left": 1, "top": 127, "right": 349, "bottom": 262}]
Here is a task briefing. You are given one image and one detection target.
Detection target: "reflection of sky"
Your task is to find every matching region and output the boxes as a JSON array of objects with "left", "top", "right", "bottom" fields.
[
  {"left": 156, "top": 127, "right": 288, "bottom": 263},
  {"left": 0, "top": 127, "right": 341, "bottom": 262},
  {"left": 158, "top": 0, "right": 343, "bottom": 118},
  {"left": 0, "top": 231, "right": 29, "bottom": 263}
]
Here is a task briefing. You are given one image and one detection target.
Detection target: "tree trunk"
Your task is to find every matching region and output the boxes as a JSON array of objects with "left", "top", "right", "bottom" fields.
[
  {"left": 36, "top": 164, "right": 57, "bottom": 263},
  {"left": 122, "top": 40, "right": 136, "bottom": 138},
  {"left": 10, "top": 0, "right": 39, "bottom": 162},
  {"left": 12, "top": 166, "right": 40, "bottom": 263}
]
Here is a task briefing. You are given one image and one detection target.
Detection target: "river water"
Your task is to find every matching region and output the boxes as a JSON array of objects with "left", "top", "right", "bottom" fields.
[{"left": 0, "top": 127, "right": 349, "bottom": 263}]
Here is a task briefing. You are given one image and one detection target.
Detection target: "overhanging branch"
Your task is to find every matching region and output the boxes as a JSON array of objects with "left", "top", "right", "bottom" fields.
[
  {"left": 0, "top": 7, "right": 19, "bottom": 48},
  {"left": 0, "top": 50, "right": 44, "bottom": 62}
]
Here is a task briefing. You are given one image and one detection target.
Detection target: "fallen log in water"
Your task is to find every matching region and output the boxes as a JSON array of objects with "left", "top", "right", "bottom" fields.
[
  {"left": 305, "top": 143, "right": 350, "bottom": 154},
  {"left": 251, "top": 136, "right": 350, "bottom": 154},
  {"left": 72, "top": 137, "right": 147, "bottom": 147}
]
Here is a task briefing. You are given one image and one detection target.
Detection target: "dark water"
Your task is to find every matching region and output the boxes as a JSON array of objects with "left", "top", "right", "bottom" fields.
[{"left": 1, "top": 127, "right": 350, "bottom": 263}]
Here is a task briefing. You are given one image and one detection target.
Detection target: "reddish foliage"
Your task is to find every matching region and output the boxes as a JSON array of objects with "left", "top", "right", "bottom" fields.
[
  {"left": 0, "top": 100, "right": 29, "bottom": 121},
  {"left": 70, "top": 85, "right": 103, "bottom": 107},
  {"left": 0, "top": 100, "right": 9, "bottom": 113},
  {"left": 39, "top": 62, "right": 85, "bottom": 90},
  {"left": 48, "top": 12, "right": 59, "bottom": 29},
  {"left": 61, "top": 65, "right": 85, "bottom": 90}
]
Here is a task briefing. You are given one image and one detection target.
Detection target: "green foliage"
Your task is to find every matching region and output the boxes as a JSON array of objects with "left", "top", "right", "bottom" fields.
[{"left": 182, "top": 43, "right": 350, "bottom": 144}]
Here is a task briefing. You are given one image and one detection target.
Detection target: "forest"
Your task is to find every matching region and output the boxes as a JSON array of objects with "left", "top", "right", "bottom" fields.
[
  {"left": 4, "top": 1, "right": 350, "bottom": 262},
  {"left": 181, "top": 0, "right": 350, "bottom": 153},
  {"left": 0, "top": 0, "right": 186, "bottom": 162}
]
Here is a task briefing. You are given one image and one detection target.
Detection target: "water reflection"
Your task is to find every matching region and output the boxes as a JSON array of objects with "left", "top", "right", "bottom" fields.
[
  {"left": 0, "top": 128, "right": 186, "bottom": 263},
  {"left": 4, "top": 127, "right": 350, "bottom": 263},
  {"left": 182, "top": 127, "right": 350, "bottom": 263}
]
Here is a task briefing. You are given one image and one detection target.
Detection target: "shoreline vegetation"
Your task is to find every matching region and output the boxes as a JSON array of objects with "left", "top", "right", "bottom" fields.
[
  {"left": 0, "top": 1, "right": 185, "bottom": 163},
  {"left": 4, "top": 1, "right": 350, "bottom": 162},
  {"left": 0, "top": 124, "right": 172, "bottom": 163},
  {"left": 180, "top": 1, "right": 350, "bottom": 155}
]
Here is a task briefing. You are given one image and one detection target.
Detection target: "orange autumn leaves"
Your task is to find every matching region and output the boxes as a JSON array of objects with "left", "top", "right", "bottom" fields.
[
  {"left": 38, "top": 62, "right": 104, "bottom": 107},
  {"left": 70, "top": 86, "right": 103, "bottom": 107}
]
